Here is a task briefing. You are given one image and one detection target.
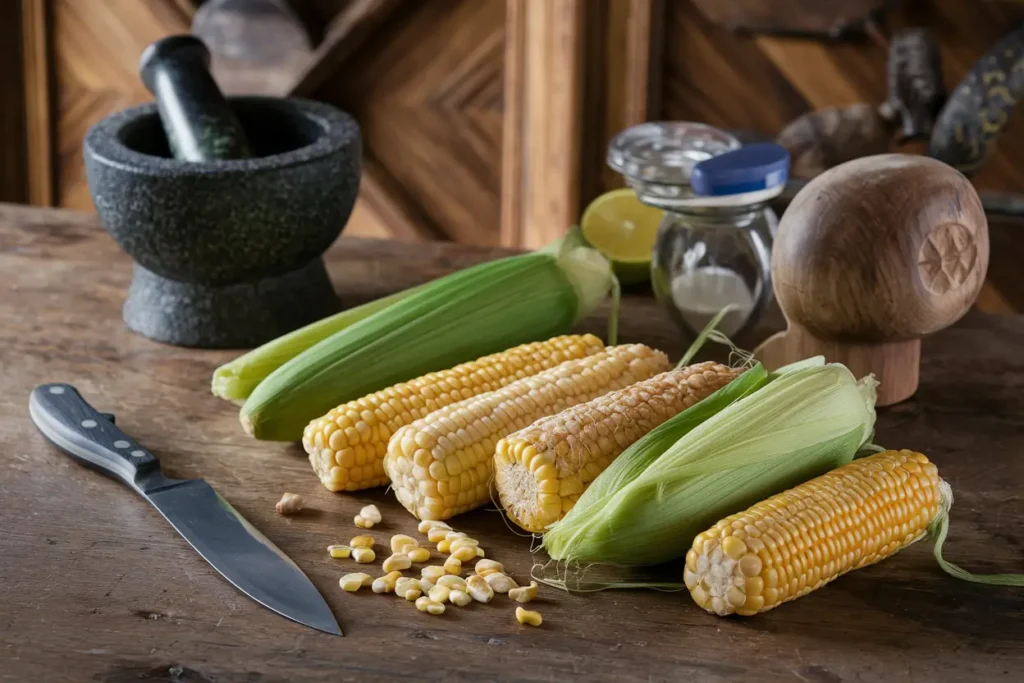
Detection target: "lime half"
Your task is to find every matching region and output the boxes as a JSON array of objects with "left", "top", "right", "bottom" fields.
[{"left": 581, "top": 189, "right": 664, "bottom": 285}]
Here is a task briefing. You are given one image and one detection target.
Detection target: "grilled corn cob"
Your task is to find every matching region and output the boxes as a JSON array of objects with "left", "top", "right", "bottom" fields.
[
  {"left": 385, "top": 344, "right": 671, "bottom": 521},
  {"left": 304, "top": 335, "right": 605, "bottom": 491},
  {"left": 241, "top": 230, "right": 616, "bottom": 441},
  {"left": 686, "top": 449, "right": 944, "bottom": 616},
  {"left": 495, "top": 362, "right": 743, "bottom": 532}
]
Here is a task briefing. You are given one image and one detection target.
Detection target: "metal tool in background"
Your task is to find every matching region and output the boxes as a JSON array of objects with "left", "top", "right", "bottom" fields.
[{"left": 28, "top": 383, "right": 341, "bottom": 636}]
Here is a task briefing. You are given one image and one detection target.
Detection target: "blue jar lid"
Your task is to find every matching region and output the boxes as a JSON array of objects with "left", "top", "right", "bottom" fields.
[{"left": 690, "top": 143, "right": 790, "bottom": 197}]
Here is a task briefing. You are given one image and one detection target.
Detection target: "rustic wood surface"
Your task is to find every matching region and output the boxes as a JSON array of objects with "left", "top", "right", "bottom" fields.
[{"left": 1, "top": 204, "right": 1022, "bottom": 683}]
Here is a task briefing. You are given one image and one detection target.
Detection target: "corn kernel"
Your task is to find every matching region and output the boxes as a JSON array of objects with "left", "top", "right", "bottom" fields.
[
  {"left": 390, "top": 534, "right": 418, "bottom": 553},
  {"left": 339, "top": 572, "right": 372, "bottom": 592},
  {"left": 372, "top": 571, "right": 402, "bottom": 594},
  {"left": 421, "top": 565, "right": 446, "bottom": 582},
  {"left": 352, "top": 547, "right": 376, "bottom": 564},
  {"left": 354, "top": 515, "right": 374, "bottom": 529},
  {"left": 382, "top": 553, "right": 412, "bottom": 573},
  {"left": 484, "top": 572, "right": 517, "bottom": 593},
  {"left": 466, "top": 575, "right": 494, "bottom": 603},
  {"left": 449, "top": 590, "right": 472, "bottom": 607},
  {"left": 427, "top": 526, "right": 450, "bottom": 543},
  {"left": 436, "top": 575, "right": 467, "bottom": 591},
  {"left": 350, "top": 535, "right": 375, "bottom": 548},
  {"left": 428, "top": 584, "right": 450, "bottom": 603},
  {"left": 418, "top": 520, "right": 450, "bottom": 535},
  {"left": 407, "top": 547, "right": 431, "bottom": 563},
  {"left": 443, "top": 556, "right": 462, "bottom": 575},
  {"left": 515, "top": 607, "right": 542, "bottom": 626},
  {"left": 395, "top": 577, "right": 421, "bottom": 600},
  {"left": 415, "top": 596, "right": 446, "bottom": 615},
  {"left": 476, "top": 547, "right": 486, "bottom": 558},
  {"left": 508, "top": 581, "right": 538, "bottom": 603},
  {"left": 275, "top": 492, "right": 303, "bottom": 515},
  {"left": 327, "top": 544, "right": 351, "bottom": 559},
  {"left": 450, "top": 537, "right": 478, "bottom": 551},
  {"left": 475, "top": 559, "right": 504, "bottom": 576},
  {"left": 360, "top": 504, "right": 382, "bottom": 524},
  {"left": 451, "top": 546, "right": 477, "bottom": 562}
]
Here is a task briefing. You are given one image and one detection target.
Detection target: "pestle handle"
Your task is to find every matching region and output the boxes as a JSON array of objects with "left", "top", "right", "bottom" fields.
[{"left": 139, "top": 35, "right": 252, "bottom": 162}]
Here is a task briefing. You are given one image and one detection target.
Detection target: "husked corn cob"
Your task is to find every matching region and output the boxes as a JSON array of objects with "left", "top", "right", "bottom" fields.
[
  {"left": 495, "top": 362, "right": 743, "bottom": 532},
  {"left": 385, "top": 344, "right": 671, "bottom": 521},
  {"left": 305, "top": 335, "right": 605, "bottom": 491},
  {"left": 686, "top": 449, "right": 944, "bottom": 617}
]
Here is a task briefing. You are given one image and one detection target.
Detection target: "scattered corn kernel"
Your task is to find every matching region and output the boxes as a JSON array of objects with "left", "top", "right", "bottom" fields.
[
  {"left": 339, "top": 572, "right": 372, "bottom": 592},
  {"left": 354, "top": 514, "right": 373, "bottom": 528},
  {"left": 466, "top": 575, "right": 494, "bottom": 603},
  {"left": 415, "top": 597, "right": 445, "bottom": 615},
  {"left": 451, "top": 546, "right": 477, "bottom": 562},
  {"left": 450, "top": 537, "right": 479, "bottom": 551},
  {"left": 436, "top": 575, "right": 467, "bottom": 591},
  {"left": 352, "top": 547, "right": 376, "bottom": 564},
  {"left": 484, "top": 572, "right": 518, "bottom": 593},
  {"left": 350, "top": 535, "right": 375, "bottom": 548},
  {"left": 508, "top": 581, "right": 539, "bottom": 603},
  {"left": 421, "top": 565, "right": 446, "bottom": 582},
  {"left": 475, "top": 559, "right": 504, "bottom": 576},
  {"left": 372, "top": 571, "right": 403, "bottom": 594},
  {"left": 395, "top": 577, "right": 421, "bottom": 599},
  {"left": 327, "top": 544, "right": 351, "bottom": 559},
  {"left": 427, "top": 527, "right": 451, "bottom": 543},
  {"left": 428, "top": 584, "right": 451, "bottom": 603},
  {"left": 419, "top": 578, "right": 435, "bottom": 592},
  {"left": 360, "top": 504, "right": 382, "bottom": 524},
  {"left": 390, "top": 534, "right": 418, "bottom": 553},
  {"left": 275, "top": 492, "right": 303, "bottom": 515},
  {"left": 418, "top": 520, "right": 450, "bottom": 535},
  {"left": 407, "top": 546, "right": 431, "bottom": 563},
  {"left": 449, "top": 590, "right": 472, "bottom": 607},
  {"left": 476, "top": 547, "right": 485, "bottom": 558},
  {"left": 443, "top": 556, "right": 462, "bottom": 575},
  {"left": 382, "top": 553, "right": 412, "bottom": 573},
  {"left": 515, "top": 607, "right": 542, "bottom": 626}
]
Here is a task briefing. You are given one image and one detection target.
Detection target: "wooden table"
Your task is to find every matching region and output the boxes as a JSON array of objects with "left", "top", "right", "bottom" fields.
[{"left": 1, "top": 203, "right": 1022, "bottom": 682}]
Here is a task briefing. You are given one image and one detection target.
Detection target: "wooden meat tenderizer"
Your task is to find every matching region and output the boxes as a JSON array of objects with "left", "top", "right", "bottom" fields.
[{"left": 756, "top": 154, "right": 989, "bottom": 406}]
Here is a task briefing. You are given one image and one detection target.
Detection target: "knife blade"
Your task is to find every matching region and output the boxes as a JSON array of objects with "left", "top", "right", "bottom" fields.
[{"left": 28, "top": 383, "right": 341, "bottom": 636}]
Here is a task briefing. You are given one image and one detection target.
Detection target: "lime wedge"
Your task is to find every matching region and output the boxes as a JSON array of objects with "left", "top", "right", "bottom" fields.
[{"left": 580, "top": 189, "right": 664, "bottom": 285}]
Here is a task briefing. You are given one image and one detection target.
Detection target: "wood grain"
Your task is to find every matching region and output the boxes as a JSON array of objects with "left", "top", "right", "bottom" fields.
[
  {"left": 1, "top": 203, "right": 1022, "bottom": 682},
  {"left": 0, "top": 0, "right": 28, "bottom": 204},
  {"left": 501, "top": 0, "right": 586, "bottom": 249},
  {"left": 21, "top": 0, "right": 54, "bottom": 206}
]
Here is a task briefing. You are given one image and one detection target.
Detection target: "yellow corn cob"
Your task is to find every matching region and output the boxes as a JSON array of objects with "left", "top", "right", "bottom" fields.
[
  {"left": 385, "top": 344, "right": 671, "bottom": 521},
  {"left": 304, "top": 334, "right": 605, "bottom": 491},
  {"left": 494, "top": 362, "right": 744, "bottom": 532},
  {"left": 686, "top": 449, "right": 944, "bottom": 617}
]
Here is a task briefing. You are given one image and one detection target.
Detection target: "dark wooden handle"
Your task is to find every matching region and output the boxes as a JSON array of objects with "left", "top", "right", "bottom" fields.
[
  {"left": 28, "top": 383, "right": 160, "bottom": 491},
  {"left": 139, "top": 35, "right": 252, "bottom": 162}
]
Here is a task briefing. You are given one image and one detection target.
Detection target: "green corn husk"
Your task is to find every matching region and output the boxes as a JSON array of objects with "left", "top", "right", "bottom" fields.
[
  {"left": 211, "top": 285, "right": 424, "bottom": 403},
  {"left": 542, "top": 362, "right": 877, "bottom": 567},
  {"left": 241, "top": 228, "right": 617, "bottom": 441}
]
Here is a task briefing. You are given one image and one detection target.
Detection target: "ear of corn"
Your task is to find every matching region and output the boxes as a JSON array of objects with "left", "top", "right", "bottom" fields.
[
  {"left": 542, "top": 362, "right": 877, "bottom": 567},
  {"left": 304, "top": 334, "right": 605, "bottom": 491},
  {"left": 211, "top": 285, "right": 423, "bottom": 403},
  {"left": 240, "top": 230, "right": 616, "bottom": 441},
  {"left": 494, "top": 361, "right": 745, "bottom": 533},
  {"left": 686, "top": 449, "right": 945, "bottom": 616},
  {"left": 384, "top": 344, "right": 671, "bottom": 521}
]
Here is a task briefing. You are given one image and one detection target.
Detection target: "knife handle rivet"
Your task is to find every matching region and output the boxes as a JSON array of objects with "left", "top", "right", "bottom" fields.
[
  {"left": 48, "top": 386, "right": 65, "bottom": 395},
  {"left": 81, "top": 419, "right": 98, "bottom": 429},
  {"left": 131, "top": 450, "right": 146, "bottom": 458},
  {"left": 113, "top": 440, "right": 130, "bottom": 449}
]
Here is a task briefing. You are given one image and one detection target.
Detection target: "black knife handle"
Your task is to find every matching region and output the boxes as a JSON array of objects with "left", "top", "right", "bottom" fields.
[{"left": 29, "top": 384, "right": 161, "bottom": 492}]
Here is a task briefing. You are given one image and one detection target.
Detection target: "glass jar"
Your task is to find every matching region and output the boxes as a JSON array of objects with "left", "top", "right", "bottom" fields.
[{"left": 608, "top": 122, "right": 786, "bottom": 340}]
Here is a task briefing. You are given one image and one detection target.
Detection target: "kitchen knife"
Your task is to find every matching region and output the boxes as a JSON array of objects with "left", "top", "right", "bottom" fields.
[{"left": 28, "top": 383, "right": 341, "bottom": 636}]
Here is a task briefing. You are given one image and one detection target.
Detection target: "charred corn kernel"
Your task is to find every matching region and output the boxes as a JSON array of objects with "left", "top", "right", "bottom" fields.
[
  {"left": 350, "top": 535, "right": 375, "bottom": 548},
  {"left": 352, "top": 547, "right": 376, "bottom": 564},
  {"left": 372, "top": 571, "right": 403, "bottom": 594},
  {"left": 515, "top": 607, "right": 542, "bottom": 626},
  {"left": 496, "top": 362, "right": 742, "bottom": 532},
  {"left": 382, "top": 553, "right": 412, "bottom": 573},
  {"left": 451, "top": 546, "right": 477, "bottom": 562},
  {"left": 686, "top": 450, "right": 943, "bottom": 617},
  {"left": 360, "top": 504, "right": 382, "bottom": 524},
  {"left": 421, "top": 566, "right": 447, "bottom": 582},
  {"left": 484, "top": 572, "right": 518, "bottom": 593},
  {"left": 407, "top": 547, "right": 431, "bottom": 563},
  {"left": 390, "top": 534, "right": 418, "bottom": 553},
  {"left": 449, "top": 590, "right": 472, "bottom": 607},
  {"left": 428, "top": 585, "right": 451, "bottom": 603},
  {"left": 275, "top": 492, "right": 303, "bottom": 515},
  {"left": 427, "top": 527, "right": 451, "bottom": 543},
  {"left": 475, "top": 559, "right": 504, "bottom": 576},
  {"left": 450, "top": 537, "right": 479, "bottom": 551},
  {"left": 436, "top": 575, "right": 467, "bottom": 591},
  {"left": 395, "top": 577, "right": 421, "bottom": 598},
  {"left": 443, "top": 556, "right": 462, "bottom": 575},
  {"left": 415, "top": 596, "right": 445, "bottom": 615},
  {"left": 354, "top": 514, "right": 374, "bottom": 528},
  {"left": 339, "top": 573, "right": 372, "bottom": 592},
  {"left": 476, "top": 547, "right": 486, "bottom": 558},
  {"left": 304, "top": 335, "right": 606, "bottom": 490},
  {"left": 419, "top": 520, "right": 450, "bottom": 534},
  {"left": 466, "top": 575, "right": 494, "bottom": 603},
  {"left": 385, "top": 344, "right": 671, "bottom": 520},
  {"left": 508, "top": 581, "right": 539, "bottom": 603},
  {"left": 327, "top": 544, "right": 351, "bottom": 559}
]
